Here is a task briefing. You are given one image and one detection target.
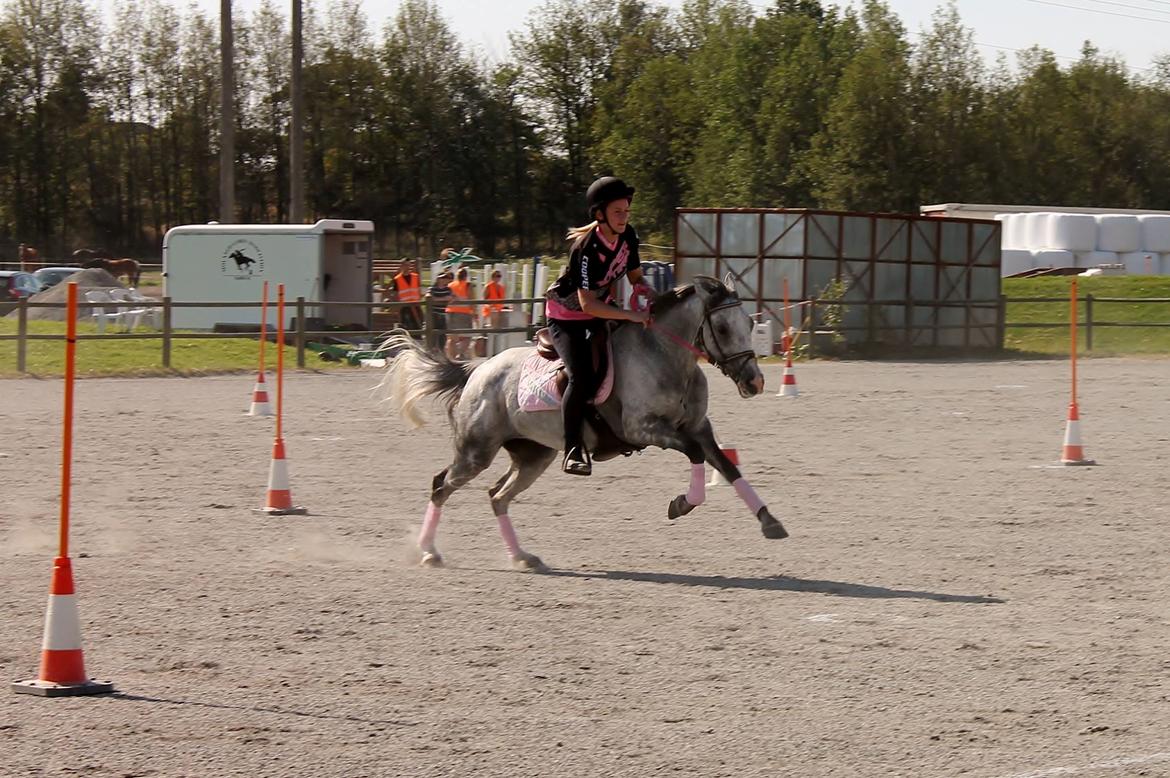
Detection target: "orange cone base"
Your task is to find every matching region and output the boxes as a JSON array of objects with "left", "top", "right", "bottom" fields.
[
  {"left": 252, "top": 505, "right": 308, "bottom": 516},
  {"left": 1060, "top": 456, "right": 1097, "bottom": 467},
  {"left": 12, "top": 678, "right": 114, "bottom": 697}
]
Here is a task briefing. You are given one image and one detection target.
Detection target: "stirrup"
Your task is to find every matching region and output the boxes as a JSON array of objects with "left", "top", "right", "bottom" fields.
[{"left": 562, "top": 446, "right": 592, "bottom": 476}]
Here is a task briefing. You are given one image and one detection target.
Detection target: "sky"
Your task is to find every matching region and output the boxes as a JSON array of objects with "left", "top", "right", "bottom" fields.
[{"left": 98, "top": 0, "right": 1170, "bottom": 75}]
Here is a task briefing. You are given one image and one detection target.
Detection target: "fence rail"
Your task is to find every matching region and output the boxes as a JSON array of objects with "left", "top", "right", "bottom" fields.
[{"left": 4, "top": 293, "right": 1170, "bottom": 373}]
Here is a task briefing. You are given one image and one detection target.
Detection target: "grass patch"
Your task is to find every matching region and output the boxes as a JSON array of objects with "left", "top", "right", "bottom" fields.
[
  {"left": 1003, "top": 275, "right": 1170, "bottom": 356},
  {"left": 0, "top": 319, "right": 356, "bottom": 378}
]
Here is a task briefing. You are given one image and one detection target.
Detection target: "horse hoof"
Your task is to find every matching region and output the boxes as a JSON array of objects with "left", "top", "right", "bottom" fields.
[
  {"left": 668, "top": 495, "right": 696, "bottom": 520},
  {"left": 512, "top": 552, "right": 546, "bottom": 573},
  {"left": 419, "top": 551, "right": 444, "bottom": 568},
  {"left": 757, "top": 508, "right": 789, "bottom": 539}
]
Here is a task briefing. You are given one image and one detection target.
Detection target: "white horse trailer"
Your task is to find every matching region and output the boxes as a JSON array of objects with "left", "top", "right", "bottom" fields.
[{"left": 162, "top": 219, "right": 374, "bottom": 330}]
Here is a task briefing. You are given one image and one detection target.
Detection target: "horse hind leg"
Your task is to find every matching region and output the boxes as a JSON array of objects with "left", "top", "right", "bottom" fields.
[
  {"left": 489, "top": 440, "right": 558, "bottom": 572},
  {"left": 417, "top": 444, "right": 497, "bottom": 568}
]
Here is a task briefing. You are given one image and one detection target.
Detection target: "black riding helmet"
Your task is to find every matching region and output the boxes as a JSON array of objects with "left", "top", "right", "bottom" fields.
[{"left": 586, "top": 176, "right": 635, "bottom": 221}]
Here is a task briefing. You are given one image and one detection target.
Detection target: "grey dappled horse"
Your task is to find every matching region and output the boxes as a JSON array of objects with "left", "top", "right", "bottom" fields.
[{"left": 377, "top": 275, "right": 788, "bottom": 571}]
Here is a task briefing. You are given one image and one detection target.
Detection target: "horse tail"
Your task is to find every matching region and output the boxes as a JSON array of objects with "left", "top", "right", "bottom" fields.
[{"left": 375, "top": 329, "right": 473, "bottom": 429}]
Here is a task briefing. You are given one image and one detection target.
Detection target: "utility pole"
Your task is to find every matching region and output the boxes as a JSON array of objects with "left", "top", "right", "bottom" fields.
[
  {"left": 289, "top": 0, "right": 305, "bottom": 223},
  {"left": 219, "top": 0, "right": 236, "bottom": 223}
]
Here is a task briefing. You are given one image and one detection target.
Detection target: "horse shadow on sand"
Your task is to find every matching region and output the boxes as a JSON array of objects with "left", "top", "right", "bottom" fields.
[{"left": 542, "top": 569, "right": 1004, "bottom": 604}]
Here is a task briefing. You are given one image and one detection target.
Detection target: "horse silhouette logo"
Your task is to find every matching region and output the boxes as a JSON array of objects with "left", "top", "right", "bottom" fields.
[
  {"left": 230, "top": 250, "right": 257, "bottom": 271},
  {"left": 221, "top": 240, "right": 264, "bottom": 276}
]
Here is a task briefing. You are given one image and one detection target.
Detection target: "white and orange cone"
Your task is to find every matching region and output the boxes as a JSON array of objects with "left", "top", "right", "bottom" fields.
[
  {"left": 12, "top": 557, "right": 113, "bottom": 697},
  {"left": 254, "top": 438, "right": 308, "bottom": 515},
  {"left": 248, "top": 373, "right": 273, "bottom": 417},
  {"left": 708, "top": 444, "right": 739, "bottom": 487},
  {"left": 777, "top": 336, "right": 799, "bottom": 398},
  {"left": 1060, "top": 403, "right": 1096, "bottom": 466}
]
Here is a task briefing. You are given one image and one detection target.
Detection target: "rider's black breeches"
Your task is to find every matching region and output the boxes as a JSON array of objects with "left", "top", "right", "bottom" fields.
[{"left": 547, "top": 317, "right": 606, "bottom": 450}]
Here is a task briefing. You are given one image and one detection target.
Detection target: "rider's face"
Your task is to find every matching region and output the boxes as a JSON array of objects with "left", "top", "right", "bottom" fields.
[{"left": 602, "top": 199, "right": 631, "bottom": 233}]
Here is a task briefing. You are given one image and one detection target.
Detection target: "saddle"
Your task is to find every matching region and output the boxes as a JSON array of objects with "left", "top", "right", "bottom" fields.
[{"left": 521, "top": 325, "right": 642, "bottom": 462}]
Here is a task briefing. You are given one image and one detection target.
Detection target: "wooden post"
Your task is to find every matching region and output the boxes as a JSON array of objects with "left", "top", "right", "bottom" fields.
[
  {"left": 162, "top": 296, "right": 172, "bottom": 368},
  {"left": 295, "top": 297, "right": 306, "bottom": 368},
  {"left": 16, "top": 297, "right": 27, "bottom": 373},
  {"left": 1085, "top": 293, "right": 1094, "bottom": 352}
]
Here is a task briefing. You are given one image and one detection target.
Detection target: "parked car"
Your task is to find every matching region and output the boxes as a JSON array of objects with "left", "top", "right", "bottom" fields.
[
  {"left": 33, "top": 266, "right": 83, "bottom": 291},
  {"left": 0, "top": 271, "right": 43, "bottom": 315}
]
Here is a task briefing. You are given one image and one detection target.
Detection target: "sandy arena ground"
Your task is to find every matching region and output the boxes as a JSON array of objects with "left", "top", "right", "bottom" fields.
[{"left": 1, "top": 358, "right": 1168, "bottom": 777}]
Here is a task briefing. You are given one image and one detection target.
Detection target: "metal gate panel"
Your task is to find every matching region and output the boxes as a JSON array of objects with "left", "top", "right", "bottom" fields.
[
  {"left": 842, "top": 216, "right": 873, "bottom": 260},
  {"left": 677, "top": 212, "right": 717, "bottom": 255},
  {"left": 763, "top": 213, "right": 805, "bottom": 256},
  {"left": 808, "top": 214, "right": 841, "bottom": 259},
  {"left": 674, "top": 208, "right": 1003, "bottom": 352}
]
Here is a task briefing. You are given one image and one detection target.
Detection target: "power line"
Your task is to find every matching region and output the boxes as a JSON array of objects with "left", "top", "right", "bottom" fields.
[
  {"left": 1024, "top": 0, "right": 1170, "bottom": 24},
  {"left": 1078, "top": 0, "right": 1170, "bottom": 17}
]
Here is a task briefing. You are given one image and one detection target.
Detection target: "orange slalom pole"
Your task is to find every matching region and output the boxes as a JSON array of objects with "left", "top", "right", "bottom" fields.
[
  {"left": 59, "top": 283, "right": 77, "bottom": 559},
  {"left": 277, "top": 284, "right": 285, "bottom": 441},
  {"left": 1070, "top": 278, "right": 1078, "bottom": 409},
  {"left": 259, "top": 280, "right": 268, "bottom": 377},
  {"left": 783, "top": 278, "right": 791, "bottom": 354}
]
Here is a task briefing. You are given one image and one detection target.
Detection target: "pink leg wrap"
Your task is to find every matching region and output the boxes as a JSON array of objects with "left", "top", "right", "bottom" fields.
[
  {"left": 732, "top": 478, "right": 766, "bottom": 515},
  {"left": 686, "top": 463, "right": 706, "bottom": 505},
  {"left": 419, "top": 502, "right": 441, "bottom": 551},
  {"left": 496, "top": 514, "right": 522, "bottom": 557}
]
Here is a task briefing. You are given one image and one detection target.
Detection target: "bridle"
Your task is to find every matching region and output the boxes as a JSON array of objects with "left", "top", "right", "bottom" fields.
[{"left": 646, "top": 293, "right": 757, "bottom": 383}]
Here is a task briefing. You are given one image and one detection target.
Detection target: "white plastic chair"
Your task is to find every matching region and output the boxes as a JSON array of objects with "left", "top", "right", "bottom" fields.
[
  {"left": 84, "top": 289, "right": 123, "bottom": 334},
  {"left": 123, "top": 287, "right": 162, "bottom": 329},
  {"left": 106, "top": 288, "right": 152, "bottom": 331}
]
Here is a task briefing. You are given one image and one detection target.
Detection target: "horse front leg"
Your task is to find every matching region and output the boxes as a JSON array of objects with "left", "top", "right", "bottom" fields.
[
  {"left": 696, "top": 420, "right": 788, "bottom": 540},
  {"left": 667, "top": 439, "right": 707, "bottom": 520}
]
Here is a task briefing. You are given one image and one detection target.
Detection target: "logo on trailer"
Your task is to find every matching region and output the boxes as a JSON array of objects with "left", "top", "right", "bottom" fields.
[{"left": 222, "top": 240, "right": 264, "bottom": 277}]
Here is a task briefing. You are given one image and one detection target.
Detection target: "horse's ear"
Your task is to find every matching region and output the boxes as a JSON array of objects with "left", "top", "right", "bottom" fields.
[{"left": 722, "top": 272, "right": 736, "bottom": 294}]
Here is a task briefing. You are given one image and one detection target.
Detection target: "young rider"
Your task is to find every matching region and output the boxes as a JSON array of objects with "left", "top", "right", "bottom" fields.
[{"left": 545, "top": 176, "right": 654, "bottom": 476}]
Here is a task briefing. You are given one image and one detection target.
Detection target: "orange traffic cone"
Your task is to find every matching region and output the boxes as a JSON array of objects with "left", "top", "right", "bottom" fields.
[
  {"left": 1060, "top": 403, "right": 1096, "bottom": 466},
  {"left": 248, "top": 373, "right": 273, "bottom": 417},
  {"left": 777, "top": 336, "right": 799, "bottom": 398},
  {"left": 254, "top": 438, "right": 308, "bottom": 515},
  {"left": 708, "top": 444, "right": 739, "bottom": 487},
  {"left": 12, "top": 557, "right": 114, "bottom": 697}
]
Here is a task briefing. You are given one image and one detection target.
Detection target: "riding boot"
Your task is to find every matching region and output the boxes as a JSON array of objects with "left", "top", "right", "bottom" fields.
[{"left": 562, "top": 444, "right": 592, "bottom": 476}]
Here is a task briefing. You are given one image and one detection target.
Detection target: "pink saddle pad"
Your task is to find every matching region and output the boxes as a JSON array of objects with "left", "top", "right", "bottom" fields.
[{"left": 518, "top": 341, "right": 615, "bottom": 413}]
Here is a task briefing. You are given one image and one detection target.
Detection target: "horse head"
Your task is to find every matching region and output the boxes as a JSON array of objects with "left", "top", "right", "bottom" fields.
[{"left": 687, "top": 275, "right": 765, "bottom": 398}]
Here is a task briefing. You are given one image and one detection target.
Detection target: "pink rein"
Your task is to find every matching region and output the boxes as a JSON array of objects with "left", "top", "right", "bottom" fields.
[{"left": 631, "top": 287, "right": 707, "bottom": 361}]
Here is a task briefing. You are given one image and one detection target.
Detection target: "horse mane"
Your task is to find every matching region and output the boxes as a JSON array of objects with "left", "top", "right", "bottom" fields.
[{"left": 650, "top": 276, "right": 734, "bottom": 318}]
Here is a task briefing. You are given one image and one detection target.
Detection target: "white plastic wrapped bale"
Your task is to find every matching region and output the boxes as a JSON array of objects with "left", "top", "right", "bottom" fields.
[
  {"left": 1000, "top": 249, "right": 1035, "bottom": 276},
  {"left": 1025, "top": 213, "right": 1054, "bottom": 249},
  {"left": 994, "top": 214, "right": 1011, "bottom": 248},
  {"left": 1047, "top": 213, "right": 1096, "bottom": 251},
  {"left": 1074, "top": 250, "right": 1118, "bottom": 268},
  {"left": 1004, "top": 213, "right": 1028, "bottom": 249},
  {"left": 1138, "top": 215, "right": 1170, "bottom": 252},
  {"left": 1032, "top": 249, "right": 1075, "bottom": 270},
  {"left": 1095, "top": 215, "right": 1140, "bottom": 252},
  {"left": 1119, "top": 251, "right": 1159, "bottom": 275}
]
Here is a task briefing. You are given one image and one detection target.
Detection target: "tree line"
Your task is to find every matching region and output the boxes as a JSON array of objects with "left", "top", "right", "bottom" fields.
[{"left": 1, "top": 0, "right": 1168, "bottom": 260}]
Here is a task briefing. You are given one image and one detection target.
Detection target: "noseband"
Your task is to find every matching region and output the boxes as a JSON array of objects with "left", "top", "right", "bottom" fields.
[
  {"left": 648, "top": 294, "right": 757, "bottom": 383},
  {"left": 696, "top": 299, "right": 758, "bottom": 382}
]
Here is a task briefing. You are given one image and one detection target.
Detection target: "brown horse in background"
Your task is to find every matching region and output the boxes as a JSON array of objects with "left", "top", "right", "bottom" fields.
[
  {"left": 83, "top": 257, "right": 141, "bottom": 287},
  {"left": 18, "top": 244, "right": 39, "bottom": 272}
]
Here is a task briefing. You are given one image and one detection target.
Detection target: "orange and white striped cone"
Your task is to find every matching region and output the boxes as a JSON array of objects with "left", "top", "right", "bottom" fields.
[
  {"left": 777, "top": 336, "right": 799, "bottom": 398},
  {"left": 254, "top": 438, "right": 308, "bottom": 515},
  {"left": 248, "top": 373, "right": 273, "bottom": 417},
  {"left": 12, "top": 557, "right": 114, "bottom": 697},
  {"left": 1060, "top": 403, "right": 1096, "bottom": 466},
  {"left": 708, "top": 444, "right": 739, "bottom": 487}
]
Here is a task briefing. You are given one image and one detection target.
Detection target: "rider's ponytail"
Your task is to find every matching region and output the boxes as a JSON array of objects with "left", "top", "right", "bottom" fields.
[{"left": 566, "top": 221, "right": 597, "bottom": 242}]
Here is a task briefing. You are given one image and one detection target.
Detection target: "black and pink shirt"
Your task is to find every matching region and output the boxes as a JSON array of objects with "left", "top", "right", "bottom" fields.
[{"left": 546, "top": 226, "right": 641, "bottom": 321}]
